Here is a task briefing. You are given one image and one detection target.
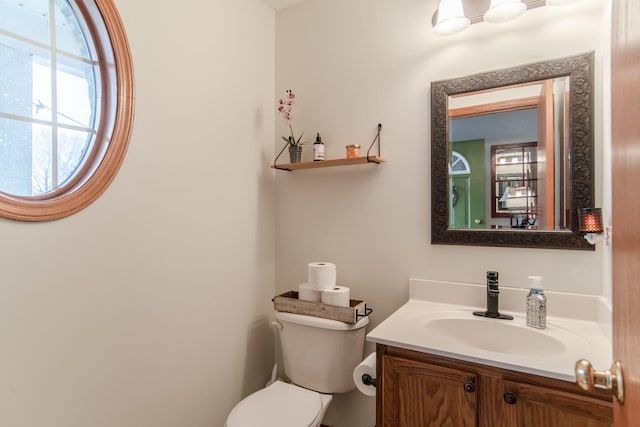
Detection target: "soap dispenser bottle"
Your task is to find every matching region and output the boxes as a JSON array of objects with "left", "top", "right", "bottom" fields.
[{"left": 526, "top": 276, "right": 546, "bottom": 329}]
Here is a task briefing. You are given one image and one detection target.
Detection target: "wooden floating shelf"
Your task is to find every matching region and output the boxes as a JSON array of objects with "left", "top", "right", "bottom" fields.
[
  {"left": 271, "top": 156, "right": 385, "bottom": 171},
  {"left": 273, "top": 291, "right": 371, "bottom": 324}
]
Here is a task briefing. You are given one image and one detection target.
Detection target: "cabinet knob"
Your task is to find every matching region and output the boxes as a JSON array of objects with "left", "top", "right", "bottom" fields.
[
  {"left": 503, "top": 392, "right": 518, "bottom": 404},
  {"left": 463, "top": 381, "right": 475, "bottom": 393}
]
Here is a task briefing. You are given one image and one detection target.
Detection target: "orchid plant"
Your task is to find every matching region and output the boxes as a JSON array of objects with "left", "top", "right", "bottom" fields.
[{"left": 277, "top": 89, "right": 305, "bottom": 147}]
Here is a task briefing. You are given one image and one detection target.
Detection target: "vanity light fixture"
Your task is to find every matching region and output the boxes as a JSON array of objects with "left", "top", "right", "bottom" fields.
[
  {"left": 433, "top": 0, "right": 471, "bottom": 35},
  {"left": 432, "top": 0, "right": 580, "bottom": 35},
  {"left": 578, "top": 208, "right": 609, "bottom": 245},
  {"left": 484, "top": 0, "right": 527, "bottom": 23}
]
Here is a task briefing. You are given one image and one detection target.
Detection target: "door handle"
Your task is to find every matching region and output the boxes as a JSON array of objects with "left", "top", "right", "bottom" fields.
[{"left": 575, "top": 359, "right": 624, "bottom": 404}]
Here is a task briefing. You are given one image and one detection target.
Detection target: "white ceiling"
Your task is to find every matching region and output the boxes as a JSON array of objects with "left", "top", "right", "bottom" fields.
[{"left": 261, "top": 0, "right": 306, "bottom": 11}]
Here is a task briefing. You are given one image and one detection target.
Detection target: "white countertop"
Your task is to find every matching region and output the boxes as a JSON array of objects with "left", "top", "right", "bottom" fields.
[{"left": 366, "top": 278, "right": 612, "bottom": 382}]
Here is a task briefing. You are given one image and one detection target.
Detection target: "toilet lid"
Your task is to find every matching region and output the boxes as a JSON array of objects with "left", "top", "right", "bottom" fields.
[{"left": 226, "top": 381, "right": 323, "bottom": 427}]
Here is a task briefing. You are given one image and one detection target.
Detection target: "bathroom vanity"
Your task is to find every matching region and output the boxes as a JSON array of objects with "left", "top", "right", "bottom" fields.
[
  {"left": 376, "top": 344, "right": 612, "bottom": 426},
  {"left": 367, "top": 279, "right": 613, "bottom": 427}
]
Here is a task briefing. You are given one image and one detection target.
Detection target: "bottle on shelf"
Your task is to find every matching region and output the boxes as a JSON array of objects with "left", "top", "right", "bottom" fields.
[{"left": 313, "top": 133, "right": 325, "bottom": 161}]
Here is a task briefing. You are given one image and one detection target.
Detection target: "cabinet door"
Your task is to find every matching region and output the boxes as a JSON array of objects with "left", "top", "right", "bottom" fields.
[
  {"left": 381, "top": 354, "right": 477, "bottom": 427},
  {"left": 499, "top": 379, "right": 613, "bottom": 427}
]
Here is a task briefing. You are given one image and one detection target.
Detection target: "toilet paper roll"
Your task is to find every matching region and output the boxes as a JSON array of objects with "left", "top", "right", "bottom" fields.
[
  {"left": 307, "top": 262, "right": 337, "bottom": 290},
  {"left": 353, "top": 352, "right": 376, "bottom": 397},
  {"left": 321, "top": 286, "right": 350, "bottom": 307},
  {"left": 298, "top": 283, "right": 322, "bottom": 302}
]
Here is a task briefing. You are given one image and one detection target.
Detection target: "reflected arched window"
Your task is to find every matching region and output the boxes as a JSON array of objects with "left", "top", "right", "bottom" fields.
[{"left": 449, "top": 151, "right": 471, "bottom": 175}]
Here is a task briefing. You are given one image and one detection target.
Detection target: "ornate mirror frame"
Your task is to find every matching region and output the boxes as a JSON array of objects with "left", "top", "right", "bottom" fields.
[{"left": 431, "top": 52, "right": 594, "bottom": 250}]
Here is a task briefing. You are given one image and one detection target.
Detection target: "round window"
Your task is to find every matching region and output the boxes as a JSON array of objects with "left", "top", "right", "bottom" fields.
[{"left": 0, "top": 0, "right": 134, "bottom": 221}]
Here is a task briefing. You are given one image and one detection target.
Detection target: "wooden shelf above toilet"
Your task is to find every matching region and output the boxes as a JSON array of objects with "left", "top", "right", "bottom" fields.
[{"left": 273, "top": 291, "right": 371, "bottom": 324}]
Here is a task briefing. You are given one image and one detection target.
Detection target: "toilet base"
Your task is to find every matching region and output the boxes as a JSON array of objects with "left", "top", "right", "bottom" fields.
[{"left": 225, "top": 381, "right": 332, "bottom": 427}]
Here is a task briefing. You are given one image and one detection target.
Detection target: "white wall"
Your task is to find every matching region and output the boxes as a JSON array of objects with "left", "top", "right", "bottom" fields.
[
  {"left": 0, "top": 1, "right": 276, "bottom": 426},
  {"left": 274, "top": 1, "right": 610, "bottom": 426}
]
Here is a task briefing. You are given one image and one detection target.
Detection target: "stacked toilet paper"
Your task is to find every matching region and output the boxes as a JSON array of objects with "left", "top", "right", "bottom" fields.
[
  {"left": 320, "top": 286, "right": 350, "bottom": 307},
  {"left": 307, "top": 262, "right": 336, "bottom": 290},
  {"left": 298, "top": 262, "right": 351, "bottom": 307},
  {"left": 297, "top": 283, "right": 322, "bottom": 302}
]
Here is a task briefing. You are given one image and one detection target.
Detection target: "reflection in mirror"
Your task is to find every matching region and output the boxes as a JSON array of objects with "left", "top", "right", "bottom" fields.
[
  {"left": 448, "top": 77, "right": 571, "bottom": 231},
  {"left": 431, "top": 52, "right": 594, "bottom": 250}
]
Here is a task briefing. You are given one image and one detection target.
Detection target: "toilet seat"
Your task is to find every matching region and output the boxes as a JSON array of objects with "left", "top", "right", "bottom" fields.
[{"left": 226, "top": 380, "right": 328, "bottom": 427}]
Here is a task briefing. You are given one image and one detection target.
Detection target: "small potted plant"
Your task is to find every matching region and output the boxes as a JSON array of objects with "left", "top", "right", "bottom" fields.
[{"left": 277, "top": 89, "right": 305, "bottom": 163}]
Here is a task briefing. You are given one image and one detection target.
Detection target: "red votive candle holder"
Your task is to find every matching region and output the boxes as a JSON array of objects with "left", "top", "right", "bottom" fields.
[{"left": 578, "top": 208, "right": 604, "bottom": 233}]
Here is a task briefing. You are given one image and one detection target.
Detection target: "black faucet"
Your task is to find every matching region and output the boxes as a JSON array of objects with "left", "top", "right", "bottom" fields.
[{"left": 473, "top": 271, "right": 513, "bottom": 320}]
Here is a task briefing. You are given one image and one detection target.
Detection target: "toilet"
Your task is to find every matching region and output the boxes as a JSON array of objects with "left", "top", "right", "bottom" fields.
[{"left": 225, "top": 310, "right": 369, "bottom": 427}]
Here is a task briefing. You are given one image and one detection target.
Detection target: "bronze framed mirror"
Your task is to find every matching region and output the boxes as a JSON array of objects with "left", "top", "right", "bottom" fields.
[{"left": 431, "top": 52, "right": 594, "bottom": 250}]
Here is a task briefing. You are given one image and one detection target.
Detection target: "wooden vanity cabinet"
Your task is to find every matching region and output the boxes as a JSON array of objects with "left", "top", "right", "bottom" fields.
[
  {"left": 380, "top": 353, "right": 478, "bottom": 426},
  {"left": 377, "top": 345, "right": 613, "bottom": 427}
]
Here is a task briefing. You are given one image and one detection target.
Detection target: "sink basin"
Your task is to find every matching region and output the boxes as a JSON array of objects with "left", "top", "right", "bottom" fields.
[
  {"left": 366, "top": 279, "right": 612, "bottom": 381},
  {"left": 406, "top": 309, "right": 591, "bottom": 359},
  {"left": 425, "top": 318, "right": 566, "bottom": 356}
]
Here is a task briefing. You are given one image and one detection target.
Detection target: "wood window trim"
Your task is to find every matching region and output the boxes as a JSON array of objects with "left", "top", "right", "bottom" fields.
[
  {"left": 0, "top": 0, "right": 135, "bottom": 222},
  {"left": 449, "top": 96, "right": 539, "bottom": 119}
]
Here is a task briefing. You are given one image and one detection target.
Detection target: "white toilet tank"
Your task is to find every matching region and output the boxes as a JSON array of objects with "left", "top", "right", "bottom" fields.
[{"left": 274, "top": 311, "right": 369, "bottom": 394}]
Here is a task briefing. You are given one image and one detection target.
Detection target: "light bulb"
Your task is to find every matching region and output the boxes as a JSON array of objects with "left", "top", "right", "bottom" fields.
[
  {"left": 434, "top": 0, "right": 470, "bottom": 35},
  {"left": 484, "top": 0, "right": 527, "bottom": 23}
]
